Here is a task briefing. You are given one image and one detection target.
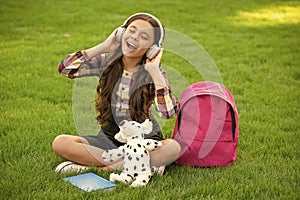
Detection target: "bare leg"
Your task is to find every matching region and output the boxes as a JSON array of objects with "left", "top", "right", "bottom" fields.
[
  {"left": 104, "top": 139, "right": 181, "bottom": 171},
  {"left": 149, "top": 139, "right": 181, "bottom": 167},
  {"left": 52, "top": 134, "right": 109, "bottom": 167},
  {"left": 52, "top": 135, "right": 181, "bottom": 171}
]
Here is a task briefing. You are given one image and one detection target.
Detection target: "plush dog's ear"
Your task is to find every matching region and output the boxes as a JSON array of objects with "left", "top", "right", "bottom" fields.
[
  {"left": 141, "top": 119, "right": 153, "bottom": 134},
  {"left": 114, "top": 132, "right": 127, "bottom": 143},
  {"left": 142, "top": 119, "right": 152, "bottom": 127}
]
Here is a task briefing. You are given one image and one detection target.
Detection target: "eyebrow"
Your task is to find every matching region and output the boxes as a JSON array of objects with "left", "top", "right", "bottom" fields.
[{"left": 129, "top": 25, "right": 137, "bottom": 30}]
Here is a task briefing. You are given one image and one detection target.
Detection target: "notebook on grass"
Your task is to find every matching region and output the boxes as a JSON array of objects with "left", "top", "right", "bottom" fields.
[{"left": 63, "top": 172, "right": 116, "bottom": 192}]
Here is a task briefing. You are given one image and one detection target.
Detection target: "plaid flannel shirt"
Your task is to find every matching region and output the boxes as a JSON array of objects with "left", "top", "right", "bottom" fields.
[{"left": 58, "top": 51, "right": 178, "bottom": 119}]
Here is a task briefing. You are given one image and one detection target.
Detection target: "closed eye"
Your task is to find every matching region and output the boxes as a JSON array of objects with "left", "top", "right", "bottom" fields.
[
  {"left": 129, "top": 29, "right": 135, "bottom": 33},
  {"left": 128, "top": 26, "right": 136, "bottom": 33},
  {"left": 127, "top": 25, "right": 150, "bottom": 40},
  {"left": 141, "top": 33, "right": 149, "bottom": 40}
]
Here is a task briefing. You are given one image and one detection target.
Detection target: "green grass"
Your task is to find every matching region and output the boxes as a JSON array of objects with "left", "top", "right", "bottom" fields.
[{"left": 1, "top": 0, "right": 299, "bottom": 199}]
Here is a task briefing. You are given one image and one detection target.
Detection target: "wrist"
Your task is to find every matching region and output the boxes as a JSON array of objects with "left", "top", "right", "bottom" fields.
[
  {"left": 151, "top": 73, "right": 167, "bottom": 89},
  {"left": 154, "top": 84, "right": 166, "bottom": 90}
]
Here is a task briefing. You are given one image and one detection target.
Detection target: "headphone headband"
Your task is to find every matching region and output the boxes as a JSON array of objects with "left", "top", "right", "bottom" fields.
[{"left": 122, "top": 12, "right": 164, "bottom": 47}]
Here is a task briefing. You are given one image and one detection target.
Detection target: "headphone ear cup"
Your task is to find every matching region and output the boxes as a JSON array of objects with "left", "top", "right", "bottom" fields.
[
  {"left": 115, "top": 27, "right": 125, "bottom": 43},
  {"left": 146, "top": 44, "right": 161, "bottom": 59}
]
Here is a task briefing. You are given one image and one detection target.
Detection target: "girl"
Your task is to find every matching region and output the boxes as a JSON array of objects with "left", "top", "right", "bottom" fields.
[{"left": 52, "top": 13, "right": 181, "bottom": 174}]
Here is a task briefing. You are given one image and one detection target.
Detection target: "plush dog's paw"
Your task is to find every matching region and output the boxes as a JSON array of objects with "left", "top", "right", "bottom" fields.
[
  {"left": 143, "top": 139, "right": 163, "bottom": 151},
  {"left": 131, "top": 179, "right": 149, "bottom": 187},
  {"left": 109, "top": 173, "right": 119, "bottom": 183},
  {"left": 102, "top": 150, "right": 114, "bottom": 163},
  {"left": 102, "top": 148, "right": 124, "bottom": 163},
  {"left": 156, "top": 141, "right": 162, "bottom": 148}
]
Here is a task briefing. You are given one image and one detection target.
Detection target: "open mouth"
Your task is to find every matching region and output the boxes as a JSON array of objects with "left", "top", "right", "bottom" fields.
[{"left": 126, "top": 41, "right": 138, "bottom": 51}]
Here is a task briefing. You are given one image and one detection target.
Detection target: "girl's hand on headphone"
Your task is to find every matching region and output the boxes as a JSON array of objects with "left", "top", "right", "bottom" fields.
[
  {"left": 102, "top": 27, "right": 122, "bottom": 53},
  {"left": 145, "top": 49, "right": 163, "bottom": 73},
  {"left": 145, "top": 49, "right": 167, "bottom": 89}
]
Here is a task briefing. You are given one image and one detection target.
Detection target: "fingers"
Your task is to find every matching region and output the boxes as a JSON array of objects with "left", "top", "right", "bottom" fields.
[
  {"left": 149, "top": 48, "right": 164, "bottom": 64},
  {"left": 156, "top": 48, "right": 163, "bottom": 60},
  {"left": 101, "top": 27, "right": 122, "bottom": 52},
  {"left": 115, "top": 27, "right": 125, "bottom": 43},
  {"left": 106, "top": 27, "right": 121, "bottom": 43},
  {"left": 115, "top": 27, "right": 123, "bottom": 35}
]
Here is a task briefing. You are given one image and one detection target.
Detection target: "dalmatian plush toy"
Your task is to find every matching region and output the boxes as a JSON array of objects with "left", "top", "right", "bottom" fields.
[{"left": 102, "top": 119, "right": 162, "bottom": 187}]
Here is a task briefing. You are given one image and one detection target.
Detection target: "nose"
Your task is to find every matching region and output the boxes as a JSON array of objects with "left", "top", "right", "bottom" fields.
[
  {"left": 119, "top": 120, "right": 126, "bottom": 126},
  {"left": 131, "top": 33, "right": 138, "bottom": 41}
]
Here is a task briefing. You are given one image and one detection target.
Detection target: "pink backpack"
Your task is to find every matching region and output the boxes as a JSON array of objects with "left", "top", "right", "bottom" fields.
[{"left": 172, "top": 81, "right": 239, "bottom": 167}]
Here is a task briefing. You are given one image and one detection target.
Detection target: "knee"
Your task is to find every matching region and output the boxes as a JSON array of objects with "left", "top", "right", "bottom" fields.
[
  {"left": 169, "top": 139, "right": 182, "bottom": 159},
  {"left": 162, "top": 139, "right": 182, "bottom": 160},
  {"left": 52, "top": 134, "right": 68, "bottom": 155}
]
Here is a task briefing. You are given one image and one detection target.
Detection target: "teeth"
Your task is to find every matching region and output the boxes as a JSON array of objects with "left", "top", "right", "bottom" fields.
[{"left": 127, "top": 42, "right": 137, "bottom": 50}]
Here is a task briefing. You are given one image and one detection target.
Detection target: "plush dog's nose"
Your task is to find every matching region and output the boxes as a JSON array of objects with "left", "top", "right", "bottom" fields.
[{"left": 119, "top": 120, "right": 126, "bottom": 126}]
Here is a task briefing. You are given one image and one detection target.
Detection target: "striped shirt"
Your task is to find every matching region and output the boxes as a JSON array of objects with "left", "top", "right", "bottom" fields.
[{"left": 58, "top": 51, "right": 178, "bottom": 119}]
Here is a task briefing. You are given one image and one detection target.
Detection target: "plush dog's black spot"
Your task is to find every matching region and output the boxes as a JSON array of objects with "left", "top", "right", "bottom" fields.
[
  {"left": 134, "top": 148, "right": 137, "bottom": 153},
  {"left": 134, "top": 173, "right": 138, "bottom": 177},
  {"left": 141, "top": 154, "right": 144, "bottom": 158},
  {"left": 146, "top": 142, "right": 151, "bottom": 145},
  {"left": 142, "top": 168, "right": 146, "bottom": 172},
  {"left": 127, "top": 174, "right": 133, "bottom": 179},
  {"left": 142, "top": 180, "right": 146, "bottom": 183},
  {"left": 136, "top": 157, "right": 140, "bottom": 161},
  {"left": 137, "top": 144, "right": 142, "bottom": 147},
  {"left": 134, "top": 166, "right": 137, "bottom": 170},
  {"left": 128, "top": 155, "right": 132, "bottom": 161},
  {"left": 144, "top": 150, "right": 148, "bottom": 154},
  {"left": 117, "top": 153, "right": 121, "bottom": 157},
  {"left": 142, "top": 163, "right": 145, "bottom": 167}
]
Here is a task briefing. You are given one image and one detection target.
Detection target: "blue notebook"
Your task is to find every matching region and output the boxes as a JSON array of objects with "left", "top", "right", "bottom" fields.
[{"left": 63, "top": 172, "right": 116, "bottom": 192}]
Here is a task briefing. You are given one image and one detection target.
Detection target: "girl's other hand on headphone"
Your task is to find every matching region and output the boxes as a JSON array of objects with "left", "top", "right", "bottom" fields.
[
  {"left": 145, "top": 49, "right": 163, "bottom": 73},
  {"left": 145, "top": 49, "right": 167, "bottom": 88},
  {"left": 102, "top": 27, "right": 122, "bottom": 53}
]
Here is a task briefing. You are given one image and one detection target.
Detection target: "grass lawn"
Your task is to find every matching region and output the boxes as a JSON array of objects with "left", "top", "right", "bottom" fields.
[{"left": 0, "top": 0, "right": 299, "bottom": 199}]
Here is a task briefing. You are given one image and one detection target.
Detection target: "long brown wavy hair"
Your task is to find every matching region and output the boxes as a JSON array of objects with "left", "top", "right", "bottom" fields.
[{"left": 95, "top": 14, "right": 164, "bottom": 126}]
